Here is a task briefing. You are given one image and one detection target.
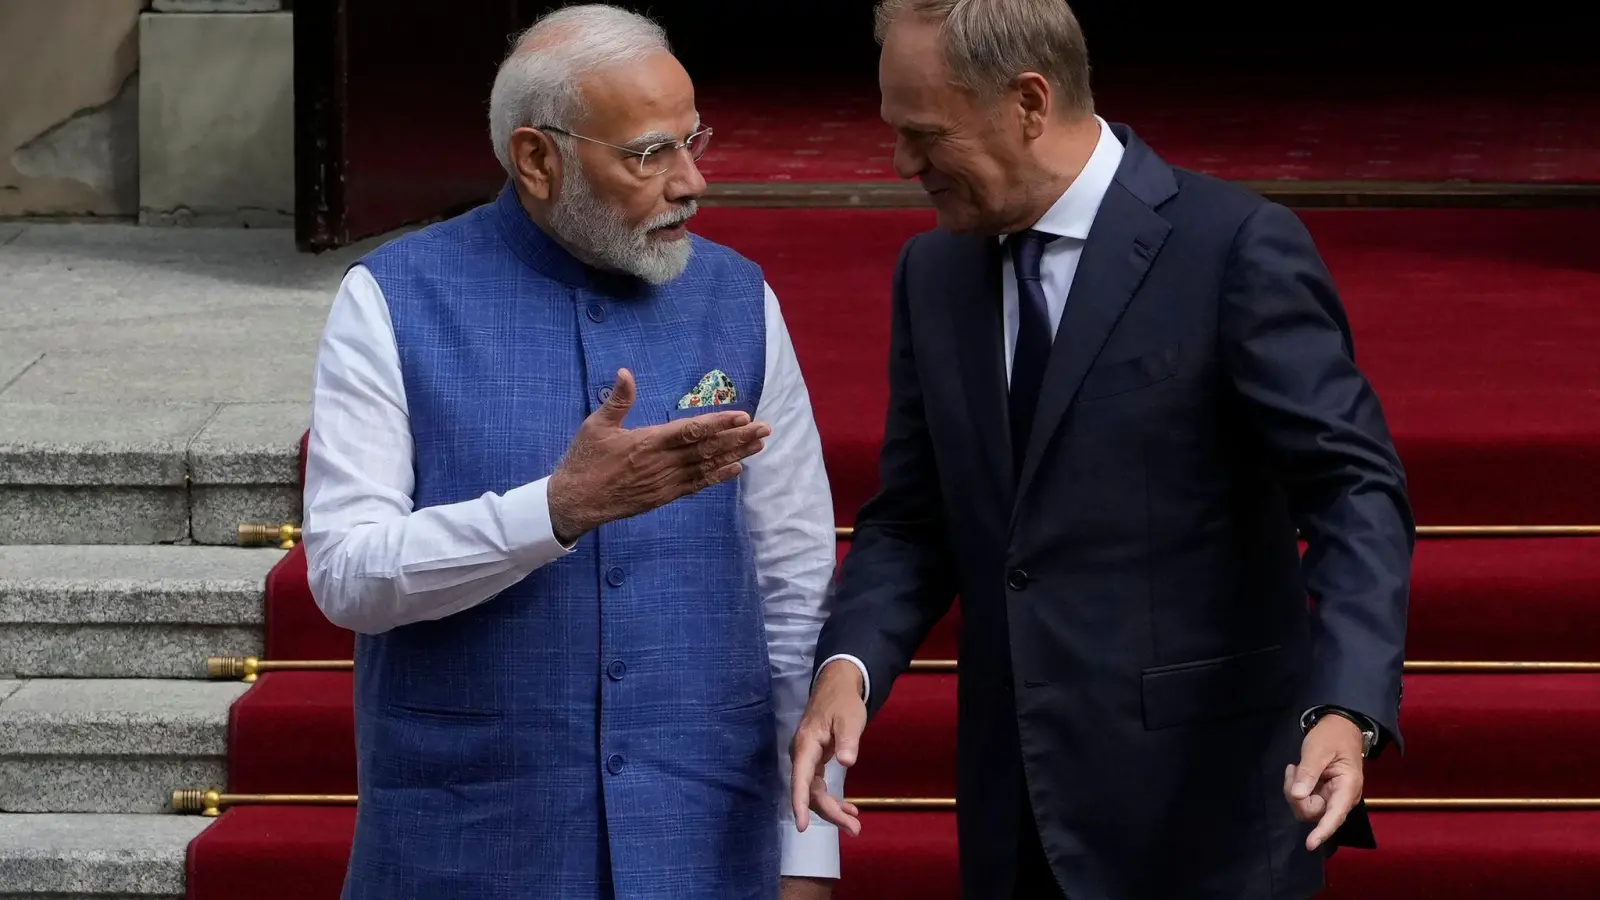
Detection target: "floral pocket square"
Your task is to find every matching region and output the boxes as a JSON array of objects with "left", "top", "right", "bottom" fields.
[{"left": 677, "top": 369, "right": 738, "bottom": 408}]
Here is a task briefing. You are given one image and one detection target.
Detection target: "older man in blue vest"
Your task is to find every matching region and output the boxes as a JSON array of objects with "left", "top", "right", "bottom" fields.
[{"left": 300, "top": 5, "right": 843, "bottom": 899}]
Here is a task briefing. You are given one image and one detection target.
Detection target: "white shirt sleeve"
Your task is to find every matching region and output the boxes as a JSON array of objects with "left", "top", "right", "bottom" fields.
[
  {"left": 300, "top": 264, "right": 575, "bottom": 635},
  {"left": 746, "top": 281, "right": 847, "bottom": 878}
]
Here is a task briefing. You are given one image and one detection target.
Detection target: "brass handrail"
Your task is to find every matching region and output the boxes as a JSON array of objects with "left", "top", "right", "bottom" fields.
[
  {"left": 207, "top": 657, "right": 352, "bottom": 682},
  {"left": 206, "top": 656, "right": 1600, "bottom": 681},
  {"left": 250, "top": 523, "right": 1600, "bottom": 548},
  {"left": 171, "top": 789, "right": 1600, "bottom": 817},
  {"left": 836, "top": 525, "right": 1600, "bottom": 539}
]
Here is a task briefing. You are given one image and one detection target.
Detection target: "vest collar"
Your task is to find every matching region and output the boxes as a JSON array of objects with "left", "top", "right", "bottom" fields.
[{"left": 491, "top": 181, "right": 647, "bottom": 298}]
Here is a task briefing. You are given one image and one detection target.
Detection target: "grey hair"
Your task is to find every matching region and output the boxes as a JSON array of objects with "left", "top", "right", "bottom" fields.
[
  {"left": 874, "top": 0, "right": 1093, "bottom": 116},
  {"left": 488, "top": 4, "right": 671, "bottom": 173}
]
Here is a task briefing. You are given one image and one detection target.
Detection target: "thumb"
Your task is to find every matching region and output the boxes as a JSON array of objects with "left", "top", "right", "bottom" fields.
[
  {"left": 593, "top": 369, "right": 636, "bottom": 424},
  {"left": 832, "top": 711, "right": 864, "bottom": 768},
  {"left": 1292, "top": 744, "right": 1335, "bottom": 799}
]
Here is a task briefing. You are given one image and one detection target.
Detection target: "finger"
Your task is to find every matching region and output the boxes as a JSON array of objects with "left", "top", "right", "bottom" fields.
[
  {"left": 658, "top": 410, "right": 752, "bottom": 447},
  {"left": 1290, "top": 744, "right": 1336, "bottom": 800},
  {"left": 1284, "top": 764, "right": 1324, "bottom": 822},
  {"left": 809, "top": 775, "right": 862, "bottom": 836},
  {"left": 1293, "top": 792, "right": 1327, "bottom": 823},
  {"left": 672, "top": 459, "right": 747, "bottom": 496},
  {"left": 592, "top": 369, "right": 637, "bottom": 425},
  {"left": 832, "top": 707, "right": 865, "bottom": 768},
  {"left": 672, "top": 421, "right": 771, "bottom": 466},
  {"left": 1307, "top": 779, "right": 1361, "bottom": 851},
  {"left": 790, "top": 728, "right": 824, "bottom": 831}
]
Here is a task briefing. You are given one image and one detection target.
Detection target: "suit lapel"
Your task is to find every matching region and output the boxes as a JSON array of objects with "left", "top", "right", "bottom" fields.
[
  {"left": 944, "top": 235, "right": 1015, "bottom": 504},
  {"left": 1012, "top": 182, "right": 1172, "bottom": 510}
]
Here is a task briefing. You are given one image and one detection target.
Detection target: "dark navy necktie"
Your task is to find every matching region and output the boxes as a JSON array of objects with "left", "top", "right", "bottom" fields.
[{"left": 1008, "top": 229, "right": 1057, "bottom": 476}]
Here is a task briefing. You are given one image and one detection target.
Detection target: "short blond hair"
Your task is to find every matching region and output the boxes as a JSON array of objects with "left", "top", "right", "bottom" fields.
[{"left": 875, "top": 0, "right": 1093, "bottom": 116}]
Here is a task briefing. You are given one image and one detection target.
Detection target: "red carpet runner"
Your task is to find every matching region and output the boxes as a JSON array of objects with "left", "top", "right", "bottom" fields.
[
  {"left": 691, "top": 77, "right": 1600, "bottom": 183},
  {"left": 190, "top": 206, "right": 1600, "bottom": 897}
]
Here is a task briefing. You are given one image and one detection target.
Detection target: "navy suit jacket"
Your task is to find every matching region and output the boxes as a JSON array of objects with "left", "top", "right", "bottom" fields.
[{"left": 815, "top": 125, "right": 1414, "bottom": 900}]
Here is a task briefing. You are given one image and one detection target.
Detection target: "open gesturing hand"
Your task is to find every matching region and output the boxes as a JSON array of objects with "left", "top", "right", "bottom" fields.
[{"left": 548, "top": 368, "right": 769, "bottom": 543}]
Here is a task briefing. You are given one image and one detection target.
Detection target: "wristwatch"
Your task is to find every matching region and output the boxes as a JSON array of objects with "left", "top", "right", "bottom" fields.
[{"left": 1300, "top": 706, "right": 1378, "bottom": 758}]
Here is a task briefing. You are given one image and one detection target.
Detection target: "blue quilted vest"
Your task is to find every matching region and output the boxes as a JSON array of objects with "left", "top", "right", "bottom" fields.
[{"left": 341, "top": 184, "right": 778, "bottom": 900}]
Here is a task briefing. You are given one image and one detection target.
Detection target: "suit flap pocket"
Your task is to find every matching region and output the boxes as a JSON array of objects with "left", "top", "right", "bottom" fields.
[
  {"left": 1078, "top": 342, "right": 1179, "bottom": 402},
  {"left": 1141, "top": 644, "right": 1293, "bottom": 730}
]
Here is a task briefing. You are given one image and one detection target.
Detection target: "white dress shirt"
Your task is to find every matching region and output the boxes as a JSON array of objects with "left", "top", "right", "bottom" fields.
[
  {"left": 302, "top": 264, "right": 846, "bottom": 877},
  {"left": 820, "top": 116, "right": 1126, "bottom": 702}
]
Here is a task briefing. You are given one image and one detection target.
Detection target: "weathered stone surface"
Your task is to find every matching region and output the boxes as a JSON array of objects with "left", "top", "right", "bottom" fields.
[
  {"left": 0, "top": 679, "right": 249, "bottom": 813},
  {"left": 0, "top": 0, "right": 145, "bottom": 217},
  {"left": 0, "top": 545, "right": 278, "bottom": 677},
  {"left": 139, "top": 11, "right": 294, "bottom": 226},
  {"left": 0, "top": 812, "right": 207, "bottom": 897}
]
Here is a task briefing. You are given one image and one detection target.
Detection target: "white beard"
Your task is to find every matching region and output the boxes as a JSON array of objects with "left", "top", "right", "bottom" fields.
[{"left": 547, "top": 157, "right": 696, "bottom": 285}]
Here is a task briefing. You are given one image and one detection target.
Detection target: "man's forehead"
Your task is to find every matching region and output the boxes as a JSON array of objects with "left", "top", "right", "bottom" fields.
[{"left": 574, "top": 52, "right": 698, "bottom": 144}]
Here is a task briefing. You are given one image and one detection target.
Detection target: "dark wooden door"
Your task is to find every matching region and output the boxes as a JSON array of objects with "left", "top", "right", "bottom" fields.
[{"left": 294, "top": 0, "right": 532, "bottom": 251}]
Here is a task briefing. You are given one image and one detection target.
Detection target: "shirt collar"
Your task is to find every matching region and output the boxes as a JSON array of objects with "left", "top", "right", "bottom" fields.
[{"left": 1002, "top": 115, "right": 1125, "bottom": 244}]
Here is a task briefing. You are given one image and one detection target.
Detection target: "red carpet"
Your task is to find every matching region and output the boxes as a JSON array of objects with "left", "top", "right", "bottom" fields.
[
  {"left": 187, "top": 806, "right": 1600, "bottom": 899},
  {"left": 223, "top": 667, "right": 1600, "bottom": 802},
  {"left": 693, "top": 77, "right": 1600, "bottom": 183},
  {"left": 261, "top": 533, "right": 1600, "bottom": 665}
]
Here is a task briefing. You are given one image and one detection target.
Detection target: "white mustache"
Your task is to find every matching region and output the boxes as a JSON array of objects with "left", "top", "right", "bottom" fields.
[{"left": 646, "top": 203, "right": 697, "bottom": 232}]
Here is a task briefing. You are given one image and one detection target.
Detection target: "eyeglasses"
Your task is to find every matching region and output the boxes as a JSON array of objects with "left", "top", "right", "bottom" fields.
[{"left": 538, "top": 125, "right": 712, "bottom": 177}]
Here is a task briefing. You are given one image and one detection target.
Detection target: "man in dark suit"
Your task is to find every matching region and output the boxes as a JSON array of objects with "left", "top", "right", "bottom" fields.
[{"left": 788, "top": 1, "right": 1414, "bottom": 898}]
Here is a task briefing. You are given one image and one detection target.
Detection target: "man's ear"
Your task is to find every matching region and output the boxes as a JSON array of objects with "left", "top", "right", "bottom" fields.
[
  {"left": 509, "top": 127, "right": 560, "bottom": 201},
  {"left": 1014, "top": 71, "right": 1051, "bottom": 140}
]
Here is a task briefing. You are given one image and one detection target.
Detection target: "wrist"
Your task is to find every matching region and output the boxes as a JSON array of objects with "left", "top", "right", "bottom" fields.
[
  {"left": 818, "top": 659, "right": 865, "bottom": 700},
  {"left": 546, "top": 472, "right": 590, "bottom": 545},
  {"left": 1303, "top": 706, "right": 1378, "bottom": 758}
]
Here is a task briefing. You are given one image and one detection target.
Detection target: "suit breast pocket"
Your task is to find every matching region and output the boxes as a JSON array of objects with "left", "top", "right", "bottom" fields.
[{"left": 1077, "top": 342, "right": 1180, "bottom": 403}]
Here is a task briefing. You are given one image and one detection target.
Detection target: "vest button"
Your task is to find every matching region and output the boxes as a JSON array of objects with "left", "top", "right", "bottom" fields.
[
  {"left": 586, "top": 304, "right": 606, "bottom": 323},
  {"left": 607, "top": 660, "right": 627, "bottom": 680},
  {"left": 606, "top": 753, "right": 625, "bottom": 775},
  {"left": 598, "top": 385, "right": 612, "bottom": 403},
  {"left": 1007, "top": 569, "right": 1029, "bottom": 591},
  {"left": 606, "top": 566, "right": 625, "bottom": 587}
]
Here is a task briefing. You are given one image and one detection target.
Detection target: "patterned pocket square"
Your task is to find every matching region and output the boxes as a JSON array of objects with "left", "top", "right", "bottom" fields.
[{"left": 677, "top": 369, "right": 738, "bottom": 408}]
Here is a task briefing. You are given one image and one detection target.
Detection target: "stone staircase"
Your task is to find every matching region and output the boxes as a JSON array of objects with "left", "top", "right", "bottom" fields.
[{"left": 0, "top": 222, "right": 341, "bottom": 899}]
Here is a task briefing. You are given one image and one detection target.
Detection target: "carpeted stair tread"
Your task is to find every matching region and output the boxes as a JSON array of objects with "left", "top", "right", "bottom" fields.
[
  {"left": 226, "top": 671, "right": 353, "bottom": 795},
  {"left": 263, "top": 534, "right": 1600, "bottom": 667},
  {"left": 1404, "top": 537, "right": 1600, "bottom": 660},
  {"left": 222, "top": 669, "right": 1600, "bottom": 800},
  {"left": 183, "top": 806, "right": 1600, "bottom": 899},
  {"left": 844, "top": 672, "right": 1600, "bottom": 800}
]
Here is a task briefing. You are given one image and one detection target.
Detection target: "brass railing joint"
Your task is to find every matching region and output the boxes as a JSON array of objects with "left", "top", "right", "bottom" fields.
[{"left": 238, "top": 522, "right": 302, "bottom": 548}]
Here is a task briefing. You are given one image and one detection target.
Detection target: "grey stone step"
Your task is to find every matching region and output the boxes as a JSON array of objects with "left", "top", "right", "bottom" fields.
[
  {"left": 0, "top": 546, "right": 282, "bottom": 679},
  {"left": 0, "top": 400, "right": 305, "bottom": 544},
  {"left": 0, "top": 679, "right": 250, "bottom": 814},
  {"left": 0, "top": 812, "right": 209, "bottom": 899}
]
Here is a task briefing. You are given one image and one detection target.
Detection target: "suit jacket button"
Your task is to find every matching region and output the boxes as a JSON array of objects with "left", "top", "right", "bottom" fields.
[
  {"left": 606, "top": 754, "right": 625, "bottom": 775},
  {"left": 1007, "top": 569, "right": 1029, "bottom": 591}
]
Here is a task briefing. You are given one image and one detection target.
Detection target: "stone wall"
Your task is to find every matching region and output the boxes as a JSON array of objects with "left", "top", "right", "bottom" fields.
[
  {"left": 0, "top": 0, "right": 293, "bottom": 225},
  {"left": 0, "top": 0, "right": 147, "bottom": 218}
]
